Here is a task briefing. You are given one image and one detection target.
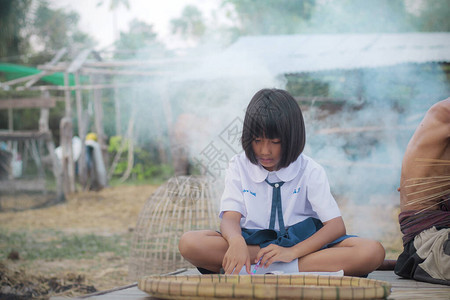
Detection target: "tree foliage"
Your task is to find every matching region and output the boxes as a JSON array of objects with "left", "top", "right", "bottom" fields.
[
  {"left": 410, "top": 0, "right": 450, "bottom": 32},
  {"left": 220, "top": 0, "right": 450, "bottom": 40},
  {"left": 0, "top": 0, "right": 95, "bottom": 64},
  {"left": 223, "top": 0, "right": 316, "bottom": 36},
  {"left": 0, "top": 0, "right": 32, "bottom": 62},
  {"left": 305, "top": 0, "right": 414, "bottom": 33},
  {"left": 170, "top": 5, "right": 206, "bottom": 41},
  {"left": 114, "top": 19, "right": 166, "bottom": 59},
  {"left": 31, "top": 0, "right": 95, "bottom": 62},
  {"left": 97, "top": 0, "right": 130, "bottom": 10},
  {"left": 0, "top": 0, "right": 95, "bottom": 142}
]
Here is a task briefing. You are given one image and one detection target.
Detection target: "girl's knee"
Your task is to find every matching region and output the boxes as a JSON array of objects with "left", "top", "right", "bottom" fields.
[
  {"left": 361, "top": 240, "right": 385, "bottom": 267},
  {"left": 347, "top": 238, "right": 385, "bottom": 267},
  {"left": 372, "top": 241, "right": 386, "bottom": 264},
  {"left": 178, "top": 231, "right": 199, "bottom": 255},
  {"left": 179, "top": 230, "right": 218, "bottom": 257}
]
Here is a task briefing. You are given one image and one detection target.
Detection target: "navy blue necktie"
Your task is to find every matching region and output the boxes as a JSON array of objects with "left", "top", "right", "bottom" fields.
[{"left": 265, "top": 179, "right": 285, "bottom": 235}]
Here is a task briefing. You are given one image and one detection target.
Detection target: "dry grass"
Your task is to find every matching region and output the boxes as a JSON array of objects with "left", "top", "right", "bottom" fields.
[
  {"left": 0, "top": 185, "right": 158, "bottom": 233},
  {"left": 0, "top": 184, "right": 157, "bottom": 298}
]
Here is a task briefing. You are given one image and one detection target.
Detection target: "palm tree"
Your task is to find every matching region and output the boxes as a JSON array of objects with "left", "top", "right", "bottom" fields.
[{"left": 97, "top": 0, "right": 130, "bottom": 43}]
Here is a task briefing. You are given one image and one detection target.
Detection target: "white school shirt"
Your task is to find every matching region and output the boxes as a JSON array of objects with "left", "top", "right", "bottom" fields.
[{"left": 219, "top": 152, "right": 341, "bottom": 230}]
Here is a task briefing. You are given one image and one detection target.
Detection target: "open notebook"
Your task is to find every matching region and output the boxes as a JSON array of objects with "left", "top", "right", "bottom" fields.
[{"left": 238, "top": 259, "right": 344, "bottom": 276}]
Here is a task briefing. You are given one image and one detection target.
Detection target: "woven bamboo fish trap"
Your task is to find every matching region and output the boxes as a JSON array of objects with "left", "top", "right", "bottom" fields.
[
  {"left": 138, "top": 274, "right": 392, "bottom": 300},
  {"left": 128, "top": 175, "right": 221, "bottom": 280}
]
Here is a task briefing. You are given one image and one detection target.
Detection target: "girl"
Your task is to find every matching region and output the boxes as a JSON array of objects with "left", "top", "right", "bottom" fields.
[{"left": 179, "top": 88, "right": 385, "bottom": 276}]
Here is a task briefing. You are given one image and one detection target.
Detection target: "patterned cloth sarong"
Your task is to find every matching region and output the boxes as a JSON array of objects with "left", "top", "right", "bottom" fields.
[{"left": 398, "top": 210, "right": 450, "bottom": 245}]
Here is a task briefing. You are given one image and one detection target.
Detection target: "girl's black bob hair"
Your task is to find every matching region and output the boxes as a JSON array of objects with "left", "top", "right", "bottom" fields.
[{"left": 241, "top": 88, "right": 306, "bottom": 169}]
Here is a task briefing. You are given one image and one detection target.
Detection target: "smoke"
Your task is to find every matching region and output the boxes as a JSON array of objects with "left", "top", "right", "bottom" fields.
[
  {"left": 107, "top": 1, "right": 449, "bottom": 241},
  {"left": 165, "top": 47, "right": 285, "bottom": 183},
  {"left": 114, "top": 41, "right": 283, "bottom": 186},
  {"left": 301, "top": 63, "right": 448, "bottom": 205},
  {"left": 298, "top": 63, "right": 448, "bottom": 240},
  {"left": 120, "top": 39, "right": 449, "bottom": 204}
]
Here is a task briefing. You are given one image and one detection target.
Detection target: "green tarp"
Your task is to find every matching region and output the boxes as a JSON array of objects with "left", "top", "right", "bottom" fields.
[{"left": 0, "top": 63, "right": 81, "bottom": 86}]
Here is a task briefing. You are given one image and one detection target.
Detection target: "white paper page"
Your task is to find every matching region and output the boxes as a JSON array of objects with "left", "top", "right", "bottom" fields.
[{"left": 238, "top": 259, "right": 344, "bottom": 276}]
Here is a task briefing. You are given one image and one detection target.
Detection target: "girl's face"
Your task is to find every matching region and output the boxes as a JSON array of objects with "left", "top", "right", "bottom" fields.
[{"left": 251, "top": 136, "right": 282, "bottom": 171}]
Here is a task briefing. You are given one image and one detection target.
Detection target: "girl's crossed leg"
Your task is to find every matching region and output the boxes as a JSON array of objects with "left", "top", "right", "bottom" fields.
[
  {"left": 298, "top": 237, "right": 385, "bottom": 276},
  {"left": 179, "top": 231, "right": 385, "bottom": 276}
]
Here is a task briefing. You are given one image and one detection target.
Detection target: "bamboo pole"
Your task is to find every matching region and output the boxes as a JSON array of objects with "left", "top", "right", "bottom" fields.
[
  {"left": 161, "top": 79, "right": 176, "bottom": 172},
  {"left": 0, "top": 73, "right": 45, "bottom": 87},
  {"left": 0, "top": 98, "right": 57, "bottom": 109},
  {"left": 92, "top": 74, "right": 108, "bottom": 186},
  {"left": 8, "top": 107, "right": 13, "bottom": 131},
  {"left": 20, "top": 82, "right": 146, "bottom": 91},
  {"left": 83, "top": 57, "right": 199, "bottom": 68},
  {"left": 63, "top": 72, "right": 76, "bottom": 193},
  {"left": 316, "top": 125, "right": 416, "bottom": 135},
  {"left": 25, "top": 48, "right": 68, "bottom": 88},
  {"left": 114, "top": 84, "right": 121, "bottom": 136},
  {"left": 119, "top": 106, "right": 135, "bottom": 183},
  {"left": 60, "top": 117, "right": 73, "bottom": 196},
  {"left": 317, "top": 159, "right": 396, "bottom": 169},
  {"left": 81, "top": 67, "right": 171, "bottom": 76},
  {"left": 75, "top": 71, "right": 87, "bottom": 189},
  {"left": 36, "top": 57, "right": 197, "bottom": 73}
]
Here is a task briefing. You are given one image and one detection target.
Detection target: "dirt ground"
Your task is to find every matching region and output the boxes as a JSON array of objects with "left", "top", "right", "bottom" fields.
[
  {"left": 0, "top": 184, "right": 158, "bottom": 299},
  {"left": 0, "top": 184, "right": 403, "bottom": 299}
]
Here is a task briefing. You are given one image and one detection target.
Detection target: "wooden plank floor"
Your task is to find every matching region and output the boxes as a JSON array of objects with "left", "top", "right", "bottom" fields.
[
  {"left": 55, "top": 269, "right": 450, "bottom": 300},
  {"left": 368, "top": 271, "right": 449, "bottom": 299}
]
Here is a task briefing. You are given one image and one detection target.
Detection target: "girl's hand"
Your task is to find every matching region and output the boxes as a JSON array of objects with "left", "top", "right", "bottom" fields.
[
  {"left": 222, "top": 236, "right": 251, "bottom": 274},
  {"left": 256, "top": 244, "right": 296, "bottom": 268}
]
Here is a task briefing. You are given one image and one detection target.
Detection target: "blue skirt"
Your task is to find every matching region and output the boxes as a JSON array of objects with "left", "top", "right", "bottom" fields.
[{"left": 241, "top": 217, "right": 354, "bottom": 249}]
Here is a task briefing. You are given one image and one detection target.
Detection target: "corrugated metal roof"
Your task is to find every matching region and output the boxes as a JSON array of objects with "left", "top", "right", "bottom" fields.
[{"left": 223, "top": 32, "right": 450, "bottom": 74}]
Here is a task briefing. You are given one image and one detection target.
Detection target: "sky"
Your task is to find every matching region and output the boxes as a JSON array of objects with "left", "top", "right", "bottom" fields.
[{"left": 50, "top": 0, "right": 222, "bottom": 49}]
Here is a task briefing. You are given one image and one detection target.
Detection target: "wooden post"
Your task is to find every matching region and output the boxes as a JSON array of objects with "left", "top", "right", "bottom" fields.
[
  {"left": 63, "top": 72, "right": 76, "bottom": 193},
  {"left": 7, "top": 108, "right": 13, "bottom": 131},
  {"left": 92, "top": 75, "right": 108, "bottom": 173},
  {"left": 118, "top": 101, "right": 135, "bottom": 183},
  {"left": 114, "top": 83, "right": 121, "bottom": 136},
  {"left": 60, "top": 116, "right": 73, "bottom": 196},
  {"left": 22, "top": 140, "right": 29, "bottom": 174},
  {"left": 41, "top": 91, "right": 64, "bottom": 201},
  {"left": 161, "top": 79, "right": 181, "bottom": 173},
  {"left": 151, "top": 102, "right": 167, "bottom": 164},
  {"left": 75, "top": 71, "right": 87, "bottom": 188},
  {"left": 7, "top": 107, "right": 13, "bottom": 149}
]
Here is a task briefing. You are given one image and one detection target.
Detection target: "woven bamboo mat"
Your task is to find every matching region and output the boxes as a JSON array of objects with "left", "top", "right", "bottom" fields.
[{"left": 138, "top": 274, "right": 392, "bottom": 299}]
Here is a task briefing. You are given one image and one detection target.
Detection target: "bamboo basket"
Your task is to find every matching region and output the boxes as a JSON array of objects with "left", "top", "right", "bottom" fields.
[
  {"left": 138, "top": 274, "right": 392, "bottom": 299},
  {"left": 128, "top": 175, "right": 221, "bottom": 280}
]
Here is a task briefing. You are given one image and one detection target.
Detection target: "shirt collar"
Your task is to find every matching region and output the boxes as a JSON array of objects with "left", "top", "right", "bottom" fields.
[{"left": 246, "top": 154, "right": 303, "bottom": 183}]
